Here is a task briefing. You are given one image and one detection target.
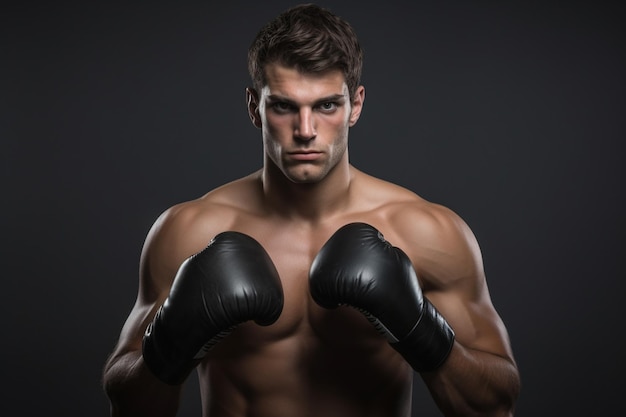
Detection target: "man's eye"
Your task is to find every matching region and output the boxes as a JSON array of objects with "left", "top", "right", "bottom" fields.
[
  {"left": 272, "top": 102, "right": 293, "bottom": 113},
  {"left": 319, "top": 102, "right": 337, "bottom": 112}
]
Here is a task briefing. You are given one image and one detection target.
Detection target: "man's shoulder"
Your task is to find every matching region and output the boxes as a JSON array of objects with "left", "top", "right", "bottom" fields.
[
  {"left": 353, "top": 169, "right": 448, "bottom": 218},
  {"left": 198, "top": 171, "right": 262, "bottom": 210},
  {"left": 373, "top": 190, "right": 482, "bottom": 291},
  {"left": 165, "top": 172, "right": 261, "bottom": 220},
  {"left": 384, "top": 196, "right": 465, "bottom": 246},
  {"left": 353, "top": 170, "right": 471, "bottom": 252},
  {"left": 147, "top": 173, "right": 262, "bottom": 251}
]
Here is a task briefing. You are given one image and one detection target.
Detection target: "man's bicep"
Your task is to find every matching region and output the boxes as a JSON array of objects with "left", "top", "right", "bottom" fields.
[
  {"left": 404, "top": 204, "right": 514, "bottom": 359},
  {"left": 115, "top": 204, "right": 210, "bottom": 354},
  {"left": 427, "top": 285, "right": 515, "bottom": 360},
  {"left": 113, "top": 245, "right": 176, "bottom": 356}
]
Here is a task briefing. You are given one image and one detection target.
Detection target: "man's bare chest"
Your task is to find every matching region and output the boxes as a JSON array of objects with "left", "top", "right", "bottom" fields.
[{"left": 214, "top": 220, "right": 389, "bottom": 344}]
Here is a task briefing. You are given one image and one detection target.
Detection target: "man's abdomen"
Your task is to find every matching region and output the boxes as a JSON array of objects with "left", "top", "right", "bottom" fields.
[{"left": 198, "top": 308, "right": 413, "bottom": 417}]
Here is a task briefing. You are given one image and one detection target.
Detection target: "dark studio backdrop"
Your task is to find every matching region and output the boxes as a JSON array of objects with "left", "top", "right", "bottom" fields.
[{"left": 3, "top": 1, "right": 624, "bottom": 415}]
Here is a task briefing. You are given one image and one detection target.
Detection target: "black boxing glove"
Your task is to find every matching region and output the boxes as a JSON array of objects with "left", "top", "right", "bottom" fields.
[
  {"left": 143, "top": 232, "right": 284, "bottom": 385},
  {"left": 309, "top": 223, "right": 455, "bottom": 372}
]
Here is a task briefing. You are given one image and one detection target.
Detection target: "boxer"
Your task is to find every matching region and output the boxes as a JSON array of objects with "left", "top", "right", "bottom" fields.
[{"left": 103, "top": 5, "right": 520, "bottom": 416}]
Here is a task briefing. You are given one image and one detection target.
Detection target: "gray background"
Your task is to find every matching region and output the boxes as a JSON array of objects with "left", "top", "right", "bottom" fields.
[{"left": 3, "top": 1, "right": 624, "bottom": 415}]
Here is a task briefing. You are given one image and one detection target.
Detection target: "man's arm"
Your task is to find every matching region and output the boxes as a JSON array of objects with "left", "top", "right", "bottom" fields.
[
  {"left": 406, "top": 205, "right": 520, "bottom": 416},
  {"left": 103, "top": 309, "right": 182, "bottom": 417},
  {"left": 102, "top": 203, "right": 215, "bottom": 417},
  {"left": 309, "top": 204, "right": 520, "bottom": 416},
  {"left": 103, "top": 200, "right": 284, "bottom": 416}
]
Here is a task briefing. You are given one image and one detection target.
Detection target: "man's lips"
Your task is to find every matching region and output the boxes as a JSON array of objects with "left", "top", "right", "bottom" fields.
[{"left": 288, "top": 151, "right": 323, "bottom": 161}]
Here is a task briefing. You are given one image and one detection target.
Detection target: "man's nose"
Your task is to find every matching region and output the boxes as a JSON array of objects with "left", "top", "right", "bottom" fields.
[{"left": 294, "top": 108, "right": 316, "bottom": 141}]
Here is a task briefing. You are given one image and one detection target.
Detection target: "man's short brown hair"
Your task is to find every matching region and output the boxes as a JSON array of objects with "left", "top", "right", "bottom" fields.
[{"left": 248, "top": 4, "right": 363, "bottom": 98}]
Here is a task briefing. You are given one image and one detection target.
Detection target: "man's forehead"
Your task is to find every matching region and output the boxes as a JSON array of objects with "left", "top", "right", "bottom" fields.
[{"left": 261, "top": 63, "right": 348, "bottom": 98}]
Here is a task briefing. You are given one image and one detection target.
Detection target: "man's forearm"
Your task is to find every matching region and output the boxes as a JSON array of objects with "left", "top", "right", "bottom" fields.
[
  {"left": 103, "top": 351, "right": 182, "bottom": 417},
  {"left": 422, "top": 342, "right": 520, "bottom": 417}
]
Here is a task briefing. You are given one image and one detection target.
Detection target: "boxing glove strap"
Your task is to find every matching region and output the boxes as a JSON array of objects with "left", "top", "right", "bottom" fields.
[
  {"left": 142, "top": 315, "right": 191, "bottom": 385},
  {"left": 142, "top": 304, "right": 215, "bottom": 386},
  {"left": 391, "top": 298, "right": 455, "bottom": 372}
]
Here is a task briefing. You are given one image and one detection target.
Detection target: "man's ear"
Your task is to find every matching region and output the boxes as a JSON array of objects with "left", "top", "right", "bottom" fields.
[
  {"left": 348, "top": 85, "right": 365, "bottom": 127},
  {"left": 246, "top": 87, "right": 262, "bottom": 129}
]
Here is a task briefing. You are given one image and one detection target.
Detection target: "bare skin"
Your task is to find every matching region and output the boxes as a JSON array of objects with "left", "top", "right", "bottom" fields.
[{"left": 103, "top": 64, "right": 520, "bottom": 417}]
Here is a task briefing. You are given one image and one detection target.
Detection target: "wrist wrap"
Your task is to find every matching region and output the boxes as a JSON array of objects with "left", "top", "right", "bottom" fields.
[{"left": 391, "top": 298, "right": 455, "bottom": 372}]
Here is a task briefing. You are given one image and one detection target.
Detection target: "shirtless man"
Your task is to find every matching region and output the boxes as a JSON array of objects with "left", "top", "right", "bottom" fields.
[{"left": 103, "top": 4, "right": 520, "bottom": 416}]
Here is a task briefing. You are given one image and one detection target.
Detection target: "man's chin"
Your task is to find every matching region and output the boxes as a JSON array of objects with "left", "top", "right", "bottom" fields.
[
  {"left": 284, "top": 168, "right": 324, "bottom": 184},
  {"left": 288, "top": 176, "right": 320, "bottom": 184}
]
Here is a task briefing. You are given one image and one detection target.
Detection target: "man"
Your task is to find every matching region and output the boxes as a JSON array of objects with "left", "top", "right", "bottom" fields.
[{"left": 103, "top": 4, "right": 520, "bottom": 416}]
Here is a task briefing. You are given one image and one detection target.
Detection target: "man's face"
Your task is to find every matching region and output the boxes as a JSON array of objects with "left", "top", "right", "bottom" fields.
[{"left": 248, "top": 63, "right": 364, "bottom": 184}]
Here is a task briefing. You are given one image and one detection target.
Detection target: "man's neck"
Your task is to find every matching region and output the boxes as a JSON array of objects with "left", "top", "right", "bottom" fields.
[{"left": 260, "top": 159, "right": 354, "bottom": 222}]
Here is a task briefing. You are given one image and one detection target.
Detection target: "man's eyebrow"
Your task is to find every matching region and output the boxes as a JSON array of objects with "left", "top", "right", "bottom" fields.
[
  {"left": 315, "top": 94, "right": 346, "bottom": 104},
  {"left": 266, "top": 94, "right": 346, "bottom": 104},
  {"left": 266, "top": 95, "right": 296, "bottom": 104}
]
